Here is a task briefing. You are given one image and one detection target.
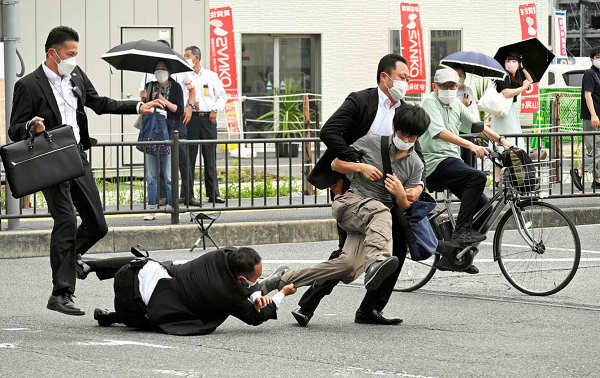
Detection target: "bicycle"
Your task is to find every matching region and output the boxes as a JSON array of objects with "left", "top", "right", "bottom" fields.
[{"left": 396, "top": 140, "right": 581, "bottom": 296}]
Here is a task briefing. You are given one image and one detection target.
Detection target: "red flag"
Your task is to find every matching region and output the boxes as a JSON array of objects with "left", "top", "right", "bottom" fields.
[
  {"left": 518, "top": 3, "right": 539, "bottom": 113},
  {"left": 400, "top": 3, "right": 426, "bottom": 94}
]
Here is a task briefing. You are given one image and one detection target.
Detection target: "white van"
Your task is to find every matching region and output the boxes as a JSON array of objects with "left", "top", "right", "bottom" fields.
[{"left": 544, "top": 63, "right": 590, "bottom": 88}]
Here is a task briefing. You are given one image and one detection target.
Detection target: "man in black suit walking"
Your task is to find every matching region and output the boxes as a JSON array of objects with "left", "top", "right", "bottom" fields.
[
  {"left": 295, "top": 54, "right": 427, "bottom": 326},
  {"left": 87, "top": 247, "right": 296, "bottom": 335},
  {"left": 9, "top": 26, "right": 165, "bottom": 316}
]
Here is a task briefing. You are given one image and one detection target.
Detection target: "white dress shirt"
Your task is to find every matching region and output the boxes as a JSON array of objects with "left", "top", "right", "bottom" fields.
[
  {"left": 187, "top": 67, "right": 227, "bottom": 112},
  {"left": 138, "top": 261, "right": 172, "bottom": 305},
  {"left": 42, "top": 63, "right": 80, "bottom": 143},
  {"left": 369, "top": 87, "right": 403, "bottom": 136}
]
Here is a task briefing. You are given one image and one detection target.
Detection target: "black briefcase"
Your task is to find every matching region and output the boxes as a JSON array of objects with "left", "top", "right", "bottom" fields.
[{"left": 0, "top": 124, "right": 85, "bottom": 199}]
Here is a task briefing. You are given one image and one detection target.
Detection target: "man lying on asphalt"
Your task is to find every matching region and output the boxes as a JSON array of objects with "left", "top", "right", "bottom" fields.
[{"left": 80, "top": 247, "right": 295, "bottom": 335}]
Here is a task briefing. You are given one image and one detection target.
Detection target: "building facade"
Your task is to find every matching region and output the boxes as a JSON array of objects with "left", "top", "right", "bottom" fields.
[{"left": 9, "top": 0, "right": 560, "bottom": 146}]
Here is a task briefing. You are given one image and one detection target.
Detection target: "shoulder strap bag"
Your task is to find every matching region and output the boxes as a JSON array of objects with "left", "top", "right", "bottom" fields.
[{"left": 380, "top": 136, "right": 438, "bottom": 261}]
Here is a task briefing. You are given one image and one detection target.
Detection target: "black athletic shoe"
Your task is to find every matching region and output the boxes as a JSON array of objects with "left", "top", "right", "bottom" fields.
[{"left": 452, "top": 227, "right": 487, "bottom": 243}]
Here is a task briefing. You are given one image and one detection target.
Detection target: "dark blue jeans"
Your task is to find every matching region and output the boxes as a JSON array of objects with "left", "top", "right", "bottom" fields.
[
  {"left": 427, "top": 157, "right": 490, "bottom": 231},
  {"left": 159, "top": 121, "right": 195, "bottom": 200}
]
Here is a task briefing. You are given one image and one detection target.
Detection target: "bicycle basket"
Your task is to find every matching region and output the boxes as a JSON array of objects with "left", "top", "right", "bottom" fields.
[{"left": 502, "top": 160, "right": 556, "bottom": 197}]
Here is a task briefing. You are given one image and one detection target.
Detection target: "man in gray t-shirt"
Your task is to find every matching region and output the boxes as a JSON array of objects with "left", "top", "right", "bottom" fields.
[{"left": 277, "top": 104, "right": 430, "bottom": 307}]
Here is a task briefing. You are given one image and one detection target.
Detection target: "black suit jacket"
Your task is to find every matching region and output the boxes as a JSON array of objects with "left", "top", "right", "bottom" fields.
[
  {"left": 308, "top": 87, "right": 426, "bottom": 189},
  {"left": 9, "top": 64, "right": 140, "bottom": 150},
  {"left": 146, "top": 247, "right": 277, "bottom": 336}
]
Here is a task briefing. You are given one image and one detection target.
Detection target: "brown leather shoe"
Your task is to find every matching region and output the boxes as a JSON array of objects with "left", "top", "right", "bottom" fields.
[{"left": 354, "top": 309, "right": 402, "bottom": 325}]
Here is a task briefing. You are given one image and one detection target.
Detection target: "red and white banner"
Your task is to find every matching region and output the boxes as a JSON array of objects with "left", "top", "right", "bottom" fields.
[
  {"left": 400, "top": 3, "right": 426, "bottom": 94},
  {"left": 518, "top": 3, "right": 539, "bottom": 113},
  {"left": 209, "top": 6, "right": 241, "bottom": 134},
  {"left": 554, "top": 11, "right": 567, "bottom": 63}
]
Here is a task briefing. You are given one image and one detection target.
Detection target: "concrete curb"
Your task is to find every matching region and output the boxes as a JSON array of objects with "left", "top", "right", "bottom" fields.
[
  {"left": 1, "top": 206, "right": 597, "bottom": 259},
  {"left": 0, "top": 219, "right": 339, "bottom": 259}
]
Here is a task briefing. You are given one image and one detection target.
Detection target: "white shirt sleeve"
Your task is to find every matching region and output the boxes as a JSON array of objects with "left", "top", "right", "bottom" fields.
[
  {"left": 249, "top": 291, "right": 262, "bottom": 303},
  {"left": 248, "top": 291, "right": 285, "bottom": 311},
  {"left": 271, "top": 292, "right": 285, "bottom": 311},
  {"left": 211, "top": 72, "right": 227, "bottom": 112}
]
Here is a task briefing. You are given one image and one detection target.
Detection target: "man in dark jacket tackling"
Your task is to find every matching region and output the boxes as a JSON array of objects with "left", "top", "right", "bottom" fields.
[
  {"left": 296, "top": 54, "right": 428, "bottom": 326},
  {"left": 86, "top": 247, "right": 296, "bottom": 336}
]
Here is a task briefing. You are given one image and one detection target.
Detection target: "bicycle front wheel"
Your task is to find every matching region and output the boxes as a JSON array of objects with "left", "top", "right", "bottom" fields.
[
  {"left": 495, "top": 200, "right": 581, "bottom": 296},
  {"left": 395, "top": 252, "right": 439, "bottom": 292}
]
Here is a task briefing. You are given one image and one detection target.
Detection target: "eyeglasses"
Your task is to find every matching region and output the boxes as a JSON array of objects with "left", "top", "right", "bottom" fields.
[
  {"left": 396, "top": 131, "right": 418, "bottom": 141},
  {"left": 436, "top": 83, "right": 459, "bottom": 90}
]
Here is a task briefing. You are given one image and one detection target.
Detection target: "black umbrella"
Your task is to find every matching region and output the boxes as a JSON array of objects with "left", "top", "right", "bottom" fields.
[
  {"left": 101, "top": 39, "right": 193, "bottom": 74},
  {"left": 494, "top": 37, "right": 555, "bottom": 83}
]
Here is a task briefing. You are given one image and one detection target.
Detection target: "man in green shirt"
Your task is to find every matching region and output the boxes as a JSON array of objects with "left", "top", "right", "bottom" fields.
[{"left": 421, "top": 69, "right": 514, "bottom": 246}]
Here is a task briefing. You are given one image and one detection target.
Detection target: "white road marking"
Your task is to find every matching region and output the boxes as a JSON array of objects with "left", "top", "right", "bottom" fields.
[
  {"left": 2, "top": 328, "right": 28, "bottom": 331},
  {"left": 263, "top": 259, "right": 325, "bottom": 264},
  {"left": 154, "top": 370, "right": 201, "bottom": 377},
  {"left": 0, "top": 344, "right": 16, "bottom": 348},
  {"left": 480, "top": 241, "right": 600, "bottom": 255},
  {"left": 77, "top": 339, "right": 172, "bottom": 349}
]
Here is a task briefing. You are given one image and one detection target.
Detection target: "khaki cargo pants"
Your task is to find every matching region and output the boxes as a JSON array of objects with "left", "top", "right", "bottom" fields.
[{"left": 279, "top": 192, "right": 393, "bottom": 289}]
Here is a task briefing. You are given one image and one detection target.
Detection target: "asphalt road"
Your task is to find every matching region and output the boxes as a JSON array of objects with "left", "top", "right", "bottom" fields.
[{"left": 1, "top": 224, "right": 600, "bottom": 377}]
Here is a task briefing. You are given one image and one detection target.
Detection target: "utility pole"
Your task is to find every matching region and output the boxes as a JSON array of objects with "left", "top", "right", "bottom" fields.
[{"left": 2, "top": 0, "right": 22, "bottom": 230}]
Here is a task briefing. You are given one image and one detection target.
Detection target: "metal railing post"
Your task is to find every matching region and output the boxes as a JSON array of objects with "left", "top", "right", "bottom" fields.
[{"left": 171, "top": 130, "right": 180, "bottom": 224}]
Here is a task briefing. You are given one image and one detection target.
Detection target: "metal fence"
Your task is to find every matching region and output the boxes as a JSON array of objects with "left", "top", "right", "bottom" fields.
[{"left": 2, "top": 130, "right": 600, "bottom": 225}]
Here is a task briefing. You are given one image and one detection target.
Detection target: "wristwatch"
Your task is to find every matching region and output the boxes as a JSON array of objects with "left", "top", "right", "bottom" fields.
[{"left": 186, "top": 103, "right": 194, "bottom": 109}]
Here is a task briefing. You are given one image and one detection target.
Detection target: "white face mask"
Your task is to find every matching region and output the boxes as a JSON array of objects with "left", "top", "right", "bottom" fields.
[
  {"left": 154, "top": 70, "right": 169, "bottom": 84},
  {"left": 459, "top": 77, "right": 465, "bottom": 86},
  {"left": 241, "top": 276, "right": 258, "bottom": 288},
  {"left": 186, "top": 58, "right": 194, "bottom": 66},
  {"left": 393, "top": 135, "right": 414, "bottom": 151},
  {"left": 384, "top": 73, "right": 408, "bottom": 101},
  {"left": 437, "top": 89, "right": 457, "bottom": 105},
  {"left": 594, "top": 59, "right": 600, "bottom": 69},
  {"left": 52, "top": 50, "right": 77, "bottom": 76}
]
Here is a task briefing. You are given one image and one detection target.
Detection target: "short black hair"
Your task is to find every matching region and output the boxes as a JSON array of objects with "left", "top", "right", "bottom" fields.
[
  {"left": 45, "top": 26, "right": 79, "bottom": 54},
  {"left": 185, "top": 45, "right": 202, "bottom": 60},
  {"left": 590, "top": 47, "right": 600, "bottom": 59},
  {"left": 155, "top": 59, "right": 172, "bottom": 73},
  {"left": 377, "top": 54, "right": 408, "bottom": 83},
  {"left": 156, "top": 39, "right": 171, "bottom": 48},
  {"left": 392, "top": 103, "right": 430, "bottom": 137},
  {"left": 227, "top": 247, "right": 261, "bottom": 277},
  {"left": 452, "top": 63, "right": 465, "bottom": 71}
]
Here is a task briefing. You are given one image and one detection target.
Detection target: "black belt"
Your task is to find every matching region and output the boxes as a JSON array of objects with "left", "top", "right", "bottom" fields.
[{"left": 192, "top": 111, "right": 211, "bottom": 117}]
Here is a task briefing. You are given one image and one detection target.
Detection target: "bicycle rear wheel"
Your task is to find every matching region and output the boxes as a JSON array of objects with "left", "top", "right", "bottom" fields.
[
  {"left": 495, "top": 200, "right": 581, "bottom": 296},
  {"left": 395, "top": 252, "right": 439, "bottom": 292}
]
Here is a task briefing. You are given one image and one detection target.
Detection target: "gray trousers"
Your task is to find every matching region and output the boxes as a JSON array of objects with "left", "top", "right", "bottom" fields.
[
  {"left": 279, "top": 192, "right": 392, "bottom": 289},
  {"left": 582, "top": 119, "right": 600, "bottom": 178}
]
